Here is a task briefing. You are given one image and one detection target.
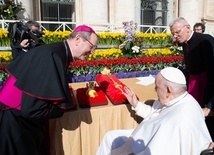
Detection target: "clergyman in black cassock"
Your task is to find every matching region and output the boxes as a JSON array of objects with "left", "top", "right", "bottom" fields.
[
  {"left": 170, "top": 17, "right": 214, "bottom": 141},
  {"left": 0, "top": 25, "right": 98, "bottom": 155}
]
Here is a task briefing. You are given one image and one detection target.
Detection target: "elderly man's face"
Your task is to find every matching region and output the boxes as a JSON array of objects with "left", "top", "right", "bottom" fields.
[
  {"left": 170, "top": 23, "right": 190, "bottom": 43},
  {"left": 76, "top": 33, "right": 98, "bottom": 60},
  {"left": 154, "top": 73, "right": 169, "bottom": 105}
]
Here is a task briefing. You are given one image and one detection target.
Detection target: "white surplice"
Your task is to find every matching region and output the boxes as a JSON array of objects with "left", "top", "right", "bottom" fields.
[{"left": 96, "top": 92, "right": 212, "bottom": 155}]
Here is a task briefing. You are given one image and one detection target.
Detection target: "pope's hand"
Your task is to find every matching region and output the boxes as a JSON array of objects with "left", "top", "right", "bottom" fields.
[{"left": 122, "top": 86, "right": 138, "bottom": 107}]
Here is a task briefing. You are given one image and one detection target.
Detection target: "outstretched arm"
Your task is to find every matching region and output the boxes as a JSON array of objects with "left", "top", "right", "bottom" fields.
[
  {"left": 122, "top": 86, "right": 156, "bottom": 119},
  {"left": 122, "top": 86, "right": 138, "bottom": 108}
]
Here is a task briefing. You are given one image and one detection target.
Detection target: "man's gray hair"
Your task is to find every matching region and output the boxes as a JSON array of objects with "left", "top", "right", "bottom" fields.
[
  {"left": 164, "top": 79, "right": 187, "bottom": 95},
  {"left": 169, "top": 17, "right": 189, "bottom": 27}
]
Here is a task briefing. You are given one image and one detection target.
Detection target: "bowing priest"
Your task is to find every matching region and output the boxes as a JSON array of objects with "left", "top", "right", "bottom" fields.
[
  {"left": 0, "top": 25, "right": 98, "bottom": 155},
  {"left": 96, "top": 67, "right": 212, "bottom": 155},
  {"left": 169, "top": 17, "right": 214, "bottom": 141}
]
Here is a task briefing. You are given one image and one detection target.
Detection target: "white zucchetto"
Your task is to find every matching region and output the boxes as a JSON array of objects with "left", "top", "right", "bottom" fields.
[{"left": 160, "top": 67, "right": 186, "bottom": 85}]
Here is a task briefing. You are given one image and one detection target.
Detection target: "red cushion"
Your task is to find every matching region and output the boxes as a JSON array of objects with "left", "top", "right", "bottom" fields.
[
  {"left": 76, "top": 87, "right": 108, "bottom": 108},
  {"left": 96, "top": 74, "right": 129, "bottom": 105}
]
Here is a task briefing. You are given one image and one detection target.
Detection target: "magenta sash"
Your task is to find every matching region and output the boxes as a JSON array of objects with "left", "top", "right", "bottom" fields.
[
  {"left": 0, "top": 76, "right": 22, "bottom": 110},
  {"left": 188, "top": 72, "right": 206, "bottom": 107}
]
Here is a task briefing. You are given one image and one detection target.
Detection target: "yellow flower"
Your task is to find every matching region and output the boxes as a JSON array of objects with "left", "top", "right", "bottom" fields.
[
  {"left": 0, "top": 51, "right": 12, "bottom": 62},
  {"left": 142, "top": 48, "right": 172, "bottom": 56}
]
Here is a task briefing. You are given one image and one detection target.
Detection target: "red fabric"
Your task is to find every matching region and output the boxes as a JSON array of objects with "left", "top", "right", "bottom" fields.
[
  {"left": 96, "top": 74, "right": 129, "bottom": 105},
  {"left": 76, "top": 87, "right": 108, "bottom": 108}
]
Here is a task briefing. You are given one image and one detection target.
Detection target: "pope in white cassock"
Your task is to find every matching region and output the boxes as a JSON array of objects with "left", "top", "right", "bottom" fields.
[{"left": 96, "top": 67, "right": 212, "bottom": 155}]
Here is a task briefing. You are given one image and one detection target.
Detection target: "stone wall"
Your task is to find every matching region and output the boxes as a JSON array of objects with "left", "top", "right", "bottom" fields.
[{"left": 16, "top": 0, "right": 214, "bottom": 34}]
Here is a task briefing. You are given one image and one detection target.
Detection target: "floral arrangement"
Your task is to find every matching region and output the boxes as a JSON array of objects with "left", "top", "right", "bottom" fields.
[
  {"left": 88, "top": 48, "right": 123, "bottom": 60},
  {"left": 41, "top": 30, "right": 71, "bottom": 44},
  {"left": 69, "top": 56, "right": 183, "bottom": 75},
  {"left": 0, "top": 69, "right": 8, "bottom": 81},
  {"left": 0, "top": 49, "right": 183, "bottom": 85},
  {"left": 169, "top": 44, "right": 183, "bottom": 56},
  {"left": 0, "top": 51, "right": 12, "bottom": 63},
  {"left": 0, "top": 47, "right": 180, "bottom": 63},
  {"left": 0, "top": 28, "right": 183, "bottom": 86},
  {"left": 97, "top": 32, "right": 124, "bottom": 46},
  {"left": 135, "top": 32, "right": 172, "bottom": 46},
  {"left": 68, "top": 55, "right": 183, "bottom": 82},
  {"left": 118, "top": 21, "right": 174, "bottom": 58},
  {"left": 0, "top": 51, "right": 11, "bottom": 83},
  {"left": 88, "top": 47, "right": 180, "bottom": 60},
  {"left": 0, "top": 29, "right": 10, "bottom": 46},
  {"left": 142, "top": 48, "right": 176, "bottom": 56},
  {"left": 0, "top": 0, "right": 24, "bottom": 20},
  {"left": 123, "top": 21, "right": 138, "bottom": 42},
  {"left": 119, "top": 20, "right": 139, "bottom": 57},
  {"left": 0, "top": 29, "right": 173, "bottom": 48}
]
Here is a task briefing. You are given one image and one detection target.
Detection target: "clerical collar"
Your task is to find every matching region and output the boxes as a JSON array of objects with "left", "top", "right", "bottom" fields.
[
  {"left": 64, "top": 41, "right": 73, "bottom": 61},
  {"left": 164, "top": 91, "right": 188, "bottom": 107},
  {"left": 63, "top": 41, "right": 73, "bottom": 71},
  {"left": 187, "top": 31, "right": 194, "bottom": 42}
]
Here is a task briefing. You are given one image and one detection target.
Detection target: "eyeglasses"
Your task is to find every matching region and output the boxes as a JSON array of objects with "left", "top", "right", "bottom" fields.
[
  {"left": 172, "top": 25, "right": 187, "bottom": 36},
  {"left": 82, "top": 36, "right": 97, "bottom": 50}
]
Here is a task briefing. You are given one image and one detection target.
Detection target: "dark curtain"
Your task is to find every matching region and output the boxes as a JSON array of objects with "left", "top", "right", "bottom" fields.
[
  {"left": 41, "top": 3, "right": 58, "bottom": 21},
  {"left": 59, "top": 4, "right": 72, "bottom": 22},
  {"left": 41, "top": 1, "right": 73, "bottom": 31}
]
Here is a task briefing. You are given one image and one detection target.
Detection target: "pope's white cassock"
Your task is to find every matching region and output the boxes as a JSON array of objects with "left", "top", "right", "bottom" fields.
[{"left": 96, "top": 92, "right": 212, "bottom": 155}]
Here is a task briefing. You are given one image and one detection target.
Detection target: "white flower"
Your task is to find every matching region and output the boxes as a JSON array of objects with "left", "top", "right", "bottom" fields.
[
  {"left": 177, "top": 46, "right": 183, "bottom": 51},
  {"left": 131, "top": 46, "right": 140, "bottom": 53}
]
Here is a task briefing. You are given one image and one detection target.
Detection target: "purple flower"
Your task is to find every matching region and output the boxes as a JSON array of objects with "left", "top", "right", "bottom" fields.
[
  {"left": 123, "top": 20, "right": 137, "bottom": 42},
  {"left": 68, "top": 70, "right": 159, "bottom": 83}
]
